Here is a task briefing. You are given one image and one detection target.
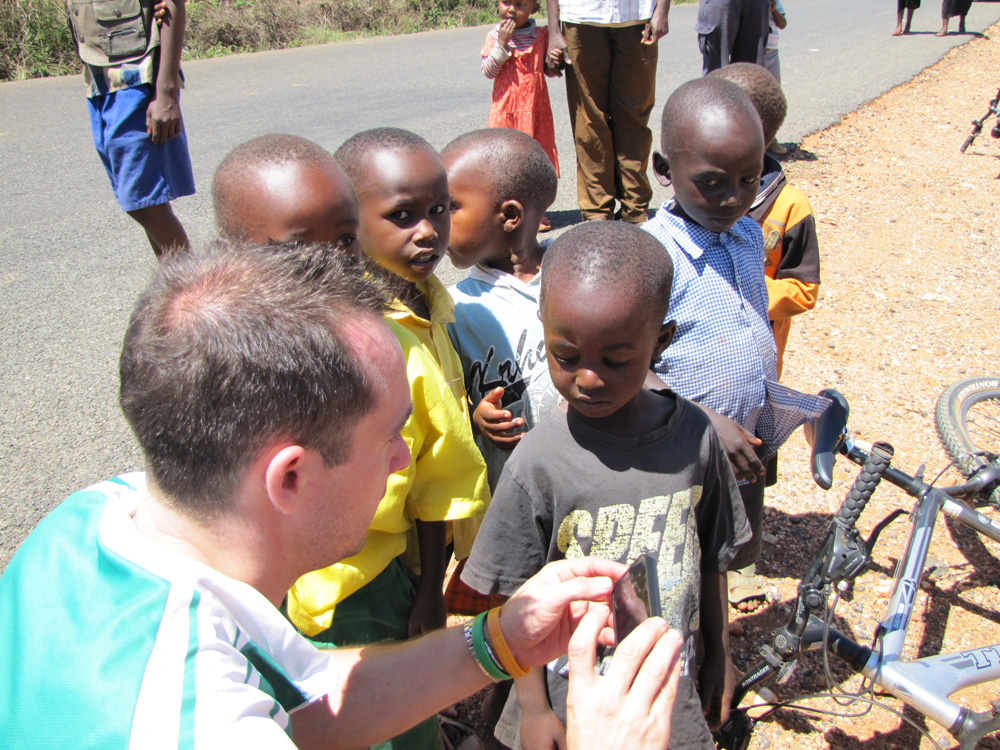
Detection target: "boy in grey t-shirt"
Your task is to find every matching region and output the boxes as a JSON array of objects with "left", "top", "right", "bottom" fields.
[{"left": 462, "top": 222, "right": 750, "bottom": 749}]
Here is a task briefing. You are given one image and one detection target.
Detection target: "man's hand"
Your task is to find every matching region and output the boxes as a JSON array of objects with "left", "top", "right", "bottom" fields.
[
  {"left": 703, "top": 407, "right": 765, "bottom": 482},
  {"left": 473, "top": 387, "right": 526, "bottom": 451},
  {"left": 546, "top": 28, "right": 570, "bottom": 76},
  {"left": 146, "top": 89, "right": 182, "bottom": 144},
  {"left": 565, "top": 605, "right": 682, "bottom": 750},
  {"left": 641, "top": 2, "right": 669, "bottom": 44},
  {"left": 500, "top": 558, "right": 623, "bottom": 668}
]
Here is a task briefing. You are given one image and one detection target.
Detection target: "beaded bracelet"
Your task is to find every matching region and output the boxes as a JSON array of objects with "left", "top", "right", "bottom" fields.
[
  {"left": 485, "top": 606, "right": 530, "bottom": 678},
  {"left": 466, "top": 612, "right": 509, "bottom": 681}
]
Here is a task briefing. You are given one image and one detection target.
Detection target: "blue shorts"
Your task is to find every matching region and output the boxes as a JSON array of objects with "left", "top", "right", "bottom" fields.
[{"left": 87, "top": 84, "right": 195, "bottom": 212}]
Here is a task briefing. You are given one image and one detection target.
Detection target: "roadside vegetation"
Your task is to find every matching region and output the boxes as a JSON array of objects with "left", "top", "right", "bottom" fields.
[
  {"left": 1, "top": 0, "right": 495, "bottom": 81},
  {"left": 2, "top": 0, "right": 694, "bottom": 82}
]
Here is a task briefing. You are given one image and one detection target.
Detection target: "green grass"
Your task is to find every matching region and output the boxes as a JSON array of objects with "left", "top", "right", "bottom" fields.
[
  {"left": 0, "top": 0, "right": 78, "bottom": 81},
  {"left": 1, "top": 0, "right": 694, "bottom": 81}
]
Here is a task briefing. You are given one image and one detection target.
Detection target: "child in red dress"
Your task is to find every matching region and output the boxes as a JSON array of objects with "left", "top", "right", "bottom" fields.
[{"left": 481, "top": 0, "right": 559, "bottom": 230}]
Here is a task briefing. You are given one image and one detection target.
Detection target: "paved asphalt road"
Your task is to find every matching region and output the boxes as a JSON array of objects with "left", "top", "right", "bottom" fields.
[{"left": 2, "top": 0, "right": 999, "bottom": 569}]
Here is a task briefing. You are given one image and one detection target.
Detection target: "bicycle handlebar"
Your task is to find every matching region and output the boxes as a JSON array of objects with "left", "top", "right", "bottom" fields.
[{"left": 835, "top": 442, "right": 894, "bottom": 529}]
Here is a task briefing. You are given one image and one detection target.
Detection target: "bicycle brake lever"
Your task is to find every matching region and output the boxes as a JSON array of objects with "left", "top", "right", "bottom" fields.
[{"left": 864, "top": 509, "right": 908, "bottom": 556}]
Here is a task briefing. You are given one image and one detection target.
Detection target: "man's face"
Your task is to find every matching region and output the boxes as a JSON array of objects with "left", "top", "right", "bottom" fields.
[{"left": 307, "top": 318, "right": 412, "bottom": 564}]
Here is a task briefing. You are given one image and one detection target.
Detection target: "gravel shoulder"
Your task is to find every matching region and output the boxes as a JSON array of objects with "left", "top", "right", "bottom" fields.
[
  {"left": 732, "top": 23, "right": 1000, "bottom": 750},
  {"left": 455, "top": 25, "right": 1000, "bottom": 750}
]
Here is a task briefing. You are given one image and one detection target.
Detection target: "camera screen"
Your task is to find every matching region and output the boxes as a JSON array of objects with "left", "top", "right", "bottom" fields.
[{"left": 612, "top": 558, "right": 654, "bottom": 643}]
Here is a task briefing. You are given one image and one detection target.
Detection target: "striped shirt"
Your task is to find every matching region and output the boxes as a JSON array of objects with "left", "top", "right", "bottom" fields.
[
  {"left": 556, "top": 0, "right": 655, "bottom": 25},
  {"left": 0, "top": 474, "right": 340, "bottom": 749},
  {"left": 482, "top": 20, "right": 539, "bottom": 79}
]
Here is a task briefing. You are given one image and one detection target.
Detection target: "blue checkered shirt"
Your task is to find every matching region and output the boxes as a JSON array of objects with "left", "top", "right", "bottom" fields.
[{"left": 644, "top": 205, "right": 828, "bottom": 455}]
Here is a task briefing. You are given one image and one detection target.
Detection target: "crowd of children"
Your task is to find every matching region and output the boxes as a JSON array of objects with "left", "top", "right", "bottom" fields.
[{"left": 82, "top": 2, "right": 832, "bottom": 745}]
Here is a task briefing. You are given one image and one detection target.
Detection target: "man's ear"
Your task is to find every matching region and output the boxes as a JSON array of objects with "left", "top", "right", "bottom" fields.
[
  {"left": 501, "top": 199, "right": 524, "bottom": 233},
  {"left": 263, "top": 445, "right": 308, "bottom": 516},
  {"left": 652, "top": 319, "right": 677, "bottom": 363},
  {"left": 652, "top": 151, "right": 671, "bottom": 187}
]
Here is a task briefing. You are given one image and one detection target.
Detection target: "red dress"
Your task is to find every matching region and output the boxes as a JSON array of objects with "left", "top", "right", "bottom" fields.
[{"left": 482, "top": 23, "right": 560, "bottom": 177}]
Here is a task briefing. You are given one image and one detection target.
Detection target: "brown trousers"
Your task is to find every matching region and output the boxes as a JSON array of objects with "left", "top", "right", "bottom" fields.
[{"left": 563, "top": 22, "right": 658, "bottom": 223}]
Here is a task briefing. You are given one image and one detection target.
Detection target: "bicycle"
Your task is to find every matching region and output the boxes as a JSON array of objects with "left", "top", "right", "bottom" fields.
[{"left": 713, "top": 383, "right": 1000, "bottom": 750}]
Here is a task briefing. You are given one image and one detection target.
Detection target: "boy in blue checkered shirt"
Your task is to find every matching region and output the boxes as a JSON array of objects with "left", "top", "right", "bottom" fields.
[{"left": 643, "top": 76, "right": 825, "bottom": 612}]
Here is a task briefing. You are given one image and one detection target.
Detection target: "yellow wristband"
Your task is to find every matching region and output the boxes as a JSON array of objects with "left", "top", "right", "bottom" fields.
[{"left": 486, "top": 606, "right": 529, "bottom": 678}]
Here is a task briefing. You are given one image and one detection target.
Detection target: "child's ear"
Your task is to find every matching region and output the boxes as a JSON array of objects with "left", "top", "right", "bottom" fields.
[
  {"left": 652, "top": 151, "right": 671, "bottom": 187},
  {"left": 501, "top": 199, "right": 524, "bottom": 233},
  {"left": 652, "top": 319, "right": 676, "bottom": 363}
]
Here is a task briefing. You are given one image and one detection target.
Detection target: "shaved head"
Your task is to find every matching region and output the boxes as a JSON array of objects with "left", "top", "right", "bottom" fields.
[
  {"left": 660, "top": 77, "right": 763, "bottom": 161},
  {"left": 441, "top": 128, "right": 557, "bottom": 212}
]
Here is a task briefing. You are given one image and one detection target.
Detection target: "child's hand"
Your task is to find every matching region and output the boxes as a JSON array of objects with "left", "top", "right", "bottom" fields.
[
  {"left": 146, "top": 90, "right": 182, "bottom": 144},
  {"left": 546, "top": 30, "right": 570, "bottom": 75},
  {"left": 519, "top": 705, "right": 568, "bottom": 750},
  {"left": 544, "top": 48, "right": 566, "bottom": 77},
  {"left": 473, "top": 387, "right": 526, "bottom": 451},
  {"left": 407, "top": 581, "right": 446, "bottom": 637},
  {"left": 497, "top": 17, "right": 517, "bottom": 48},
  {"left": 703, "top": 409, "right": 765, "bottom": 483},
  {"left": 153, "top": 0, "right": 170, "bottom": 27},
  {"left": 697, "top": 650, "right": 734, "bottom": 730}
]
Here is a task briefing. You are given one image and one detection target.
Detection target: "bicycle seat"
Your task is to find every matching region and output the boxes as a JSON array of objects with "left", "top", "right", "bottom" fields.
[{"left": 805, "top": 388, "right": 849, "bottom": 490}]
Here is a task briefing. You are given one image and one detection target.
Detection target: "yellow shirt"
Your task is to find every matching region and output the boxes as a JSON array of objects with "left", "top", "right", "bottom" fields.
[
  {"left": 287, "top": 315, "right": 489, "bottom": 636},
  {"left": 388, "top": 276, "right": 491, "bottom": 563}
]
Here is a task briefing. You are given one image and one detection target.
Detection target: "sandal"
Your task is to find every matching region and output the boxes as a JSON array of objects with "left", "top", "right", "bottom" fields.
[
  {"left": 728, "top": 564, "right": 767, "bottom": 613},
  {"left": 538, "top": 215, "right": 552, "bottom": 233},
  {"left": 439, "top": 715, "right": 483, "bottom": 750}
]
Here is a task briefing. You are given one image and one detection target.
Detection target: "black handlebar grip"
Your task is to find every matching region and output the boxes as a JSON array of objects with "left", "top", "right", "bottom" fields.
[
  {"left": 960, "top": 134, "right": 975, "bottom": 153},
  {"left": 835, "top": 442, "right": 894, "bottom": 529}
]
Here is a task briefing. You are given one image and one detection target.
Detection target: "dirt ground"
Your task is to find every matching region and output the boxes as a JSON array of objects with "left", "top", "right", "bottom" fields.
[{"left": 449, "top": 23, "right": 1000, "bottom": 750}]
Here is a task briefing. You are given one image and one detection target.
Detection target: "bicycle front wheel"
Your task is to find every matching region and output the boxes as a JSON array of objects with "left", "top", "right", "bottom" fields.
[{"left": 935, "top": 377, "right": 1000, "bottom": 478}]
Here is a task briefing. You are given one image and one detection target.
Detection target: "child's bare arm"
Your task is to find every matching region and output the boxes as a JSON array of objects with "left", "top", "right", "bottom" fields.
[
  {"left": 482, "top": 23, "right": 515, "bottom": 79},
  {"left": 473, "top": 387, "right": 527, "bottom": 451},
  {"left": 697, "top": 572, "right": 733, "bottom": 730},
  {"left": 147, "top": 0, "right": 185, "bottom": 145},
  {"left": 408, "top": 520, "right": 448, "bottom": 637},
  {"left": 517, "top": 668, "right": 568, "bottom": 750},
  {"left": 770, "top": 0, "right": 787, "bottom": 30},
  {"left": 697, "top": 404, "right": 764, "bottom": 483}
]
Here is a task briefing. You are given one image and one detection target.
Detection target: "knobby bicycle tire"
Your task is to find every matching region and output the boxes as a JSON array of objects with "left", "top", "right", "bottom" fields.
[{"left": 935, "top": 376, "right": 1000, "bottom": 484}]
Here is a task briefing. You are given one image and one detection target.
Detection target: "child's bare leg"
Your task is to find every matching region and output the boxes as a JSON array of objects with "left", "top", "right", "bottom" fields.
[
  {"left": 904, "top": 8, "right": 914, "bottom": 33},
  {"left": 937, "top": 16, "right": 949, "bottom": 35},
  {"left": 127, "top": 202, "right": 190, "bottom": 258},
  {"left": 958, "top": 15, "right": 966, "bottom": 33},
  {"left": 893, "top": 10, "right": 904, "bottom": 34}
]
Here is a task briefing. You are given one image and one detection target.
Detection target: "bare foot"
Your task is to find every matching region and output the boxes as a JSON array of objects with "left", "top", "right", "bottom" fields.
[
  {"left": 892, "top": 26, "right": 903, "bottom": 35},
  {"left": 936, "top": 30, "right": 948, "bottom": 36}
]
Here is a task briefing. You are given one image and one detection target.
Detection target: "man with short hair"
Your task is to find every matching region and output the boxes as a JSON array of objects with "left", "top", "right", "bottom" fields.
[{"left": 0, "top": 243, "right": 682, "bottom": 749}]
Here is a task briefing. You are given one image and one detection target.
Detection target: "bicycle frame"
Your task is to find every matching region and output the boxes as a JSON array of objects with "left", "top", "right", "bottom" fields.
[
  {"left": 846, "top": 464, "right": 1000, "bottom": 741},
  {"left": 719, "top": 427, "right": 1000, "bottom": 749}
]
